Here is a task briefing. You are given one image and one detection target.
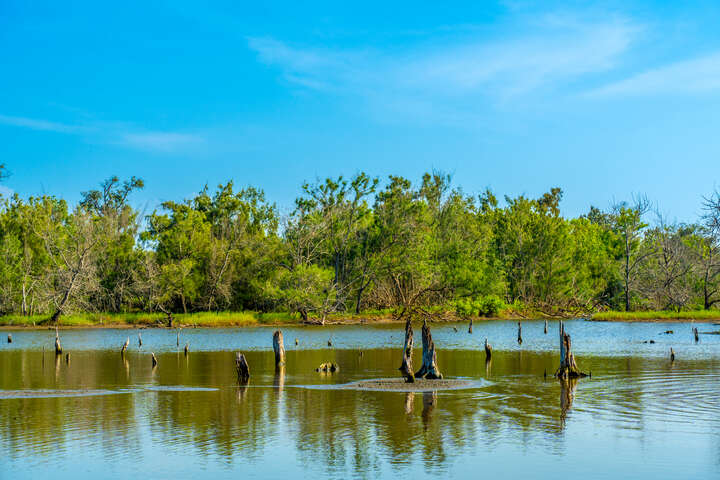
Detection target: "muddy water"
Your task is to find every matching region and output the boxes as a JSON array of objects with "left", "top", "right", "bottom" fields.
[{"left": 1, "top": 320, "right": 719, "bottom": 479}]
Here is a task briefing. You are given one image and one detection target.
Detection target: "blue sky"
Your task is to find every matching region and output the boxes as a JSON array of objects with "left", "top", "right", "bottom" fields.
[{"left": 1, "top": 0, "right": 719, "bottom": 221}]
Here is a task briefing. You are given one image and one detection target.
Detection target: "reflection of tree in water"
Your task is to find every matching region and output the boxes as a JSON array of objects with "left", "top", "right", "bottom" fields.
[{"left": 560, "top": 377, "right": 578, "bottom": 428}]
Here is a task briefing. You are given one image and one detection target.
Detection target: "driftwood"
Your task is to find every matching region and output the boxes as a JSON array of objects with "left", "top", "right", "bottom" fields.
[
  {"left": 151, "top": 352, "right": 158, "bottom": 368},
  {"left": 398, "top": 318, "right": 415, "bottom": 383},
  {"left": 273, "top": 330, "right": 285, "bottom": 366},
  {"left": 7, "top": 333, "right": 11, "bottom": 343},
  {"left": 517, "top": 322, "right": 522, "bottom": 345},
  {"left": 54, "top": 328, "right": 62, "bottom": 355},
  {"left": 484, "top": 338, "right": 492, "bottom": 360},
  {"left": 555, "top": 321, "right": 586, "bottom": 379},
  {"left": 414, "top": 319, "right": 442, "bottom": 379},
  {"left": 235, "top": 352, "right": 250, "bottom": 382},
  {"left": 184, "top": 342, "right": 189, "bottom": 356},
  {"left": 316, "top": 362, "right": 339, "bottom": 373},
  {"left": 121, "top": 337, "right": 129, "bottom": 355},
  {"left": 468, "top": 319, "right": 473, "bottom": 334}
]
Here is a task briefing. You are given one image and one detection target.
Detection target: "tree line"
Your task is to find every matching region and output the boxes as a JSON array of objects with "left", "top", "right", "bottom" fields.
[{"left": 0, "top": 169, "right": 718, "bottom": 322}]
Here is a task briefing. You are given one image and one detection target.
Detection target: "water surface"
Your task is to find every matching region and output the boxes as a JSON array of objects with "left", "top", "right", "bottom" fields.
[{"left": 1, "top": 320, "right": 719, "bottom": 479}]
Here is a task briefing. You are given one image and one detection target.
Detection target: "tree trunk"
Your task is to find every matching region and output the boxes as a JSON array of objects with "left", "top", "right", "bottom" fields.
[
  {"left": 7, "top": 334, "right": 12, "bottom": 343},
  {"left": 273, "top": 330, "right": 285, "bottom": 366},
  {"left": 468, "top": 319, "right": 473, "bottom": 334},
  {"left": 398, "top": 318, "right": 414, "bottom": 383},
  {"left": 121, "top": 337, "right": 129, "bottom": 355},
  {"left": 54, "top": 328, "right": 62, "bottom": 355},
  {"left": 484, "top": 338, "right": 492, "bottom": 360},
  {"left": 235, "top": 352, "right": 250, "bottom": 382},
  {"left": 151, "top": 352, "right": 158, "bottom": 368},
  {"left": 555, "top": 321, "right": 586, "bottom": 379},
  {"left": 625, "top": 233, "right": 631, "bottom": 312},
  {"left": 414, "top": 319, "right": 442, "bottom": 379},
  {"left": 544, "top": 319, "right": 548, "bottom": 334}
]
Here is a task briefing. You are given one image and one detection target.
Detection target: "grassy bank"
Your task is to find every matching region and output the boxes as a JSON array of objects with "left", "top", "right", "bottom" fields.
[{"left": 591, "top": 310, "right": 720, "bottom": 322}]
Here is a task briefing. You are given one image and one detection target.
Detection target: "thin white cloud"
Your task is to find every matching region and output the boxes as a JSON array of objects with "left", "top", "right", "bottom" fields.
[
  {"left": 0, "top": 113, "right": 205, "bottom": 153},
  {"left": 0, "top": 185, "right": 14, "bottom": 197},
  {"left": 120, "top": 132, "right": 205, "bottom": 153},
  {"left": 0, "top": 114, "right": 88, "bottom": 134},
  {"left": 586, "top": 52, "right": 720, "bottom": 97},
  {"left": 247, "top": 17, "right": 638, "bottom": 101}
]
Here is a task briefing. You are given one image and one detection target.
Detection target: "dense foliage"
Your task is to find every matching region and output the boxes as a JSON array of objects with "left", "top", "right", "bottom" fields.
[{"left": 1, "top": 170, "right": 719, "bottom": 322}]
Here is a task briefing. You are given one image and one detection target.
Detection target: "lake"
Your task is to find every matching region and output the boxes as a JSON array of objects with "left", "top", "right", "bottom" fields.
[{"left": 1, "top": 319, "right": 719, "bottom": 479}]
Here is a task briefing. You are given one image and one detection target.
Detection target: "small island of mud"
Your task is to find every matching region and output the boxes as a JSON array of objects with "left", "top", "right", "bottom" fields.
[{"left": 338, "top": 378, "right": 478, "bottom": 392}]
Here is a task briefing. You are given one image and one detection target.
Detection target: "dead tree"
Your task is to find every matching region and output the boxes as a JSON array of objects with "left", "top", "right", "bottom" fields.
[
  {"left": 555, "top": 321, "right": 586, "bottom": 379},
  {"left": 468, "top": 319, "right": 473, "bottom": 334},
  {"left": 151, "top": 352, "right": 158, "bottom": 368},
  {"left": 138, "top": 332, "right": 142, "bottom": 347},
  {"left": 484, "top": 338, "right": 492, "bottom": 360},
  {"left": 414, "top": 319, "right": 442, "bottom": 379},
  {"left": 235, "top": 352, "right": 250, "bottom": 382},
  {"left": 184, "top": 343, "right": 189, "bottom": 356},
  {"left": 273, "top": 330, "right": 285, "bottom": 366},
  {"left": 176, "top": 329, "right": 180, "bottom": 347},
  {"left": 7, "top": 334, "right": 11, "bottom": 343},
  {"left": 670, "top": 348, "right": 675, "bottom": 362},
  {"left": 693, "top": 327, "right": 699, "bottom": 342},
  {"left": 55, "top": 328, "right": 62, "bottom": 355},
  {"left": 517, "top": 322, "right": 523, "bottom": 345},
  {"left": 398, "top": 318, "right": 415, "bottom": 383},
  {"left": 121, "top": 337, "right": 129, "bottom": 355},
  {"left": 544, "top": 319, "right": 548, "bottom": 334}
]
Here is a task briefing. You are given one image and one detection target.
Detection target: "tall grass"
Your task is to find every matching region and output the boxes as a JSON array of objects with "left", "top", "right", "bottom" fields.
[{"left": 592, "top": 310, "right": 720, "bottom": 321}]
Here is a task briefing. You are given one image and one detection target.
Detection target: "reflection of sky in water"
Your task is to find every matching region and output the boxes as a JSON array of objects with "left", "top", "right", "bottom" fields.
[{"left": 1, "top": 322, "right": 719, "bottom": 479}]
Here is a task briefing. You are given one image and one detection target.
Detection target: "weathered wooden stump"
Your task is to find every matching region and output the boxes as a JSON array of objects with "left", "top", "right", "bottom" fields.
[
  {"left": 670, "top": 347, "right": 675, "bottom": 362},
  {"left": 295, "top": 338, "right": 299, "bottom": 346},
  {"left": 484, "top": 338, "right": 492, "bottom": 360},
  {"left": 65, "top": 353, "right": 69, "bottom": 364},
  {"left": 273, "top": 330, "right": 285, "bottom": 366},
  {"left": 138, "top": 332, "right": 142, "bottom": 347},
  {"left": 235, "top": 352, "right": 250, "bottom": 382},
  {"left": 7, "top": 333, "right": 12, "bottom": 343},
  {"left": 54, "top": 329, "right": 62, "bottom": 355},
  {"left": 517, "top": 321, "right": 522, "bottom": 345},
  {"left": 468, "top": 319, "right": 473, "bottom": 334},
  {"left": 328, "top": 338, "right": 333, "bottom": 347},
  {"left": 398, "top": 318, "right": 415, "bottom": 383},
  {"left": 184, "top": 342, "right": 189, "bottom": 356},
  {"left": 151, "top": 352, "right": 158, "bottom": 368},
  {"left": 555, "top": 321, "right": 586, "bottom": 379},
  {"left": 544, "top": 319, "right": 548, "bottom": 334},
  {"left": 176, "top": 329, "right": 180, "bottom": 347},
  {"left": 693, "top": 327, "right": 699, "bottom": 342},
  {"left": 121, "top": 337, "right": 129, "bottom": 355},
  {"left": 414, "top": 319, "right": 442, "bottom": 380}
]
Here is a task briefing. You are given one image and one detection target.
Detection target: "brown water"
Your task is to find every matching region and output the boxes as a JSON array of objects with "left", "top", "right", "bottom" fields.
[{"left": 1, "top": 320, "right": 719, "bottom": 479}]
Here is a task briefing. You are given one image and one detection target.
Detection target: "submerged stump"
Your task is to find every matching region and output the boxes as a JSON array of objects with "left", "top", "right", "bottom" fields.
[
  {"left": 151, "top": 352, "right": 158, "bottom": 368},
  {"left": 121, "top": 337, "right": 129, "bottom": 355},
  {"left": 235, "top": 352, "right": 250, "bottom": 382},
  {"left": 693, "top": 327, "right": 699, "bottom": 343},
  {"left": 555, "top": 321, "right": 587, "bottom": 379},
  {"left": 184, "top": 342, "right": 189, "bottom": 356},
  {"left": 517, "top": 322, "right": 523, "bottom": 345},
  {"left": 414, "top": 319, "right": 442, "bottom": 380},
  {"left": 138, "top": 332, "right": 142, "bottom": 347},
  {"left": 273, "top": 330, "right": 285, "bottom": 366},
  {"left": 54, "top": 328, "right": 62, "bottom": 355},
  {"left": 484, "top": 338, "right": 492, "bottom": 360},
  {"left": 398, "top": 318, "right": 415, "bottom": 383},
  {"left": 7, "top": 333, "right": 12, "bottom": 343},
  {"left": 468, "top": 319, "right": 473, "bottom": 334},
  {"left": 544, "top": 319, "right": 548, "bottom": 334},
  {"left": 316, "top": 362, "right": 339, "bottom": 373}
]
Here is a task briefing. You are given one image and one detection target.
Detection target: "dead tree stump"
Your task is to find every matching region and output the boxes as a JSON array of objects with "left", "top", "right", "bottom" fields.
[
  {"left": 468, "top": 319, "right": 473, "bottom": 334},
  {"left": 555, "top": 321, "right": 586, "bottom": 379},
  {"left": 151, "top": 352, "right": 158, "bottom": 368},
  {"left": 184, "top": 343, "right": 189, "bottom": 356},
  {"left": 670, "top": 348, "right": 675, "bottom": 362},
  {"left": 273, "top": 330, "right": 285, "bottom": 366},
  {"left": 544, "top": 319, "right": 548, "bottom": 334},
  {"left": 121, "top": 337, "right": 129, "bottom": 355},
  {"left": 484, "top": 338, "right": 492, "bottom": 360},
  {"left": 54, "top": 329, "right": 62, "bottom": 355},
  {"left": 693, "top": 327, "right": 699, "bottom": 342},
  {"left": 7, "top": 333, "right": 12, "bottom": 343},
  {"left": 235, "top": 352, "right": 250, "bottom": 382},
  {"left": 398, "top": 318, "right": 415, "bottom": 383},
  {"left": 176, "top": 329, "right": 180, "bottom": 347},
  {"left": 415, "top": 319, "right": 443, "bottom": 379},
  {"left": 138, "top": 332, "right": 142, "bottom": 347},
  {"left": 517, "top": 322, "right": 522, "bottom": 345}
]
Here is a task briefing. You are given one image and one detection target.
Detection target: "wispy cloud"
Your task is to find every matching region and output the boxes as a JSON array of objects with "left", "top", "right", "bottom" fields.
[
  {"left": 119, "top": 132, "right": 205, "bottom": 153},
  {"left": 0, "top": 113, "right": 205, "bottom": 153},
  {"left": 248, "top": 16, "right": 638, "bottom": 103},
  {"left": 586, "top": 51, "right": 720, "bottom": 97},
  {"left": 0, "top": 114, "right": 89, "bottom": 134}
]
